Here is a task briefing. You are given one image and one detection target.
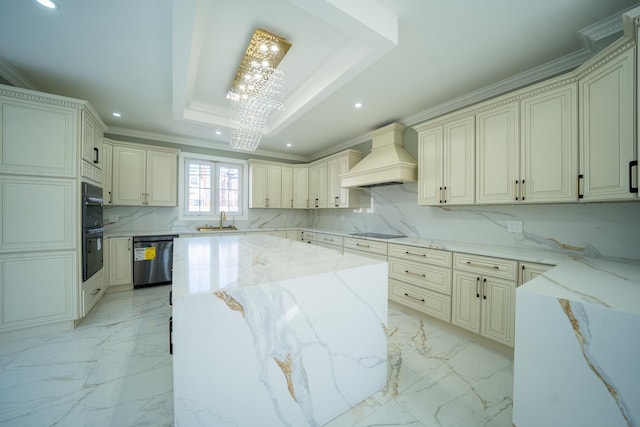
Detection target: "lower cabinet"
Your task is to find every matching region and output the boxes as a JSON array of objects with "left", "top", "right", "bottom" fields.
[
  {"left": 81, "top": 269, "right": 105, "bottom": 317},
  {"left": 519, "top": 261, "right": 553, "bottom": 285},
  {"left": 0, "top": 251, "right": 77, "bottom": 332},
  {"left": 315, "top": 233, "right": 344, "bottom": 252},
  {"left": 452, "top": 253, "right": 517, "bottom": 347},
  {"left": 387, "top": 243, "right": 452, "bottom": 322},
  {"left": 343, "top": 237, "right": 388, "bottom": 261},
  {"left": 108, "top": 237, "right": 133, "bottom": 288}
]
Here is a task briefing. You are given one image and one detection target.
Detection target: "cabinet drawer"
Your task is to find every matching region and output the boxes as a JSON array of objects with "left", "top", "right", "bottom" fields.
[
  {"left": 82, "top": 269, "right": 105, "bottom": 317},
  {"left": 343, "top": 237, "right": 387, "bottom": 256},
  {"left": 316, "top": 233, "right": 344, "bottom": 247},
  {"left": 388, "top": 243, "right": 451, "bottom": 267},
  {"left": 389, "top": 279, "right": 451, "bottom": 322},
  {"left": 389, "top": 258, "right": 452, "bottom": 295},
  {"left": 300, "top": 230, "right": 317, "bottom": 241},
  {"left": 343, "top": 248, "right": 387, "bottom": 262},
  {"left": 453, "top": 253, "right": 517, "bottom": 280}
]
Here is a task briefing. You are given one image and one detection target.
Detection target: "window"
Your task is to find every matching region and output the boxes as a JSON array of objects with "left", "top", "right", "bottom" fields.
[{"left": 179, "top": 153, "right": 247, "bottom": 220}]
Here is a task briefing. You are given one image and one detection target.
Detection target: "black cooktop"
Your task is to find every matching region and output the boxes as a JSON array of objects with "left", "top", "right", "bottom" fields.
[{"left": 349, "top": 232, "right": 406, "bottom": 239}]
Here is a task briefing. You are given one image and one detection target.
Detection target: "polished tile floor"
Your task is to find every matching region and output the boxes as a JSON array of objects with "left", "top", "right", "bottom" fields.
[{"left": 0, "top": 286, "right": 513, "bottom": 426}]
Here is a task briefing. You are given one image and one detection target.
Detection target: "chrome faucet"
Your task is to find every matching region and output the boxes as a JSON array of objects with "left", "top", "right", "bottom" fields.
[{"left": 219, "top": 211, "right": 226, "bottom": 229}]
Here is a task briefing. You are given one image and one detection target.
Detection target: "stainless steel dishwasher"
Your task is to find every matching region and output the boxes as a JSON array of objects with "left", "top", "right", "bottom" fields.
[{"left": 133, "top": 235, "right": 178, "bottom": 289}]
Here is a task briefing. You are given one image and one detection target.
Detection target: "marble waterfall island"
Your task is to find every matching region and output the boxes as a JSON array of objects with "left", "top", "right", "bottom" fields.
[{"left": 171, "top": 234, "right": 388, "bottom": 427}]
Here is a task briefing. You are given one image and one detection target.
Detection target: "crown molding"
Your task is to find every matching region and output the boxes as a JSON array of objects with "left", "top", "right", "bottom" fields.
[
  {"left": 0, "top": 58, "right": 38, "bottom": 90},
  {"left": 106, "top": 126, "right": 308, "bottom": 162}
]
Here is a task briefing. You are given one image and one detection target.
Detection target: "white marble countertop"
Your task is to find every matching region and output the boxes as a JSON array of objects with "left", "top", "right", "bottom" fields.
[{"left": 171, "top": 233, "right": 383, "bottom": 299}]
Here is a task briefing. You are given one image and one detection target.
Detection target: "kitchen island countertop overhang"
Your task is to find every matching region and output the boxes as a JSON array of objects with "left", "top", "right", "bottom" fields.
[{"left": 171, "top": 234, "right": 389, "bottom": 426}]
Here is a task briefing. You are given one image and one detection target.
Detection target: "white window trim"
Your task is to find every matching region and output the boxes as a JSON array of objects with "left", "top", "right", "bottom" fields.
[{"left": 178, "top": 152, "right": 249, "bottom": 221}]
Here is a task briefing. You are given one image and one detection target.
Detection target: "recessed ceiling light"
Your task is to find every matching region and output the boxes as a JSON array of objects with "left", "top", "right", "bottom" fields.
[
  {"left": 215, "top": 130, "right": 222, "bottom": 135},
  {"left": 112, "top": 112, "right": 122, "bottom": 118},
  {"left": 286, "top": 143, "right": 292, "bottom": 147},
  {"left": 354, "top": 102, "right": 363, "bottom": 108},
  {"left": 36, "top": 0, "right": 57, "bottom": 9}
]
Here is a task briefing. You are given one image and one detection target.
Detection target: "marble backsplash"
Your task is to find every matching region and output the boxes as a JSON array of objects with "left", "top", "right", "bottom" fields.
[{"left": 104, "top": 183, "right": 640, "bottom": 260}]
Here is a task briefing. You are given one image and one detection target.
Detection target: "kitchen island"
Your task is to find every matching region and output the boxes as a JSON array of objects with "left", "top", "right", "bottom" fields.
[{"left": 171, "top": 234, "right": 388, "bottom": 427}]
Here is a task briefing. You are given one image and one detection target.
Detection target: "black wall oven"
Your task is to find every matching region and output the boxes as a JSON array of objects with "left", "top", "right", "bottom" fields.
[{"left": 82, "top": 182, "right": 104, "bottom": 281}]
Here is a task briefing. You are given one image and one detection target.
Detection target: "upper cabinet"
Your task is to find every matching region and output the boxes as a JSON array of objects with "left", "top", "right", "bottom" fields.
[
  {"left": 248, "top": 160, "right": 283, "bottom": 208},
  {"left": 292, "top": 166, "right": 309, "bottom": 209},
  {"left": 519, "top": 81, "right": 578, "bottom": 203},
  {"left": 416, "top": 113, "right": 475, "bottom": 205},
  {"left": 81, "top": 111, "right": 104, "bottom": 169},
  {"left": 102, "top": 140, "right": 113, "bottom": 205},
  {"left": 0, "top": 89, "right": 79, "bottom": 178},
  {"left": 308, "top": 160, "right": 328, "bottom": 209},
  {"left": 475, "top": 100, "right": 520, "bottom": 204},
  {"left": 326, "top": 150, "right": 362, "bottom": 208},
  {"left": 577, "top": 43, "right": 636, "bottom": 201},
  {"left": 414, "top": 27, "right": 636, "bottom": 205},
  {"left": 112, "top": 142, "right": 178, "bottom": 206}
]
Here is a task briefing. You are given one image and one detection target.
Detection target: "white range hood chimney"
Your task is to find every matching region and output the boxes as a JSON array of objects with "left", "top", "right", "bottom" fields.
[{"left": 341, "top": 123, "right": 417, "bottom": 188}]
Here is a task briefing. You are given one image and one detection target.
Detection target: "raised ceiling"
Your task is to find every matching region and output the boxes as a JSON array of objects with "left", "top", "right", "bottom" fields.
[{"left": 0, "top": 0, "right": 638, "bottom": 161}]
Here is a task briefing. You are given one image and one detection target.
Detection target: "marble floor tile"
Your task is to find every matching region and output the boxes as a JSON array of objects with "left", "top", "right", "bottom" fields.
[{"left": 0, "top": 287, "right": 514, "bottom": 427}]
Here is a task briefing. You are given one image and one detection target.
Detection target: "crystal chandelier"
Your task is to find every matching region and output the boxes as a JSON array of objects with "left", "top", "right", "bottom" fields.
[{"left": 227, "top": 28, "right": 291, "bottom": 151}]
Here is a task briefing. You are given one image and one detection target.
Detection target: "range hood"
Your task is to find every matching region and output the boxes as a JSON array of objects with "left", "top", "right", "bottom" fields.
[{"left": 341, "top": 123, "right": 417, "bottom": 188}]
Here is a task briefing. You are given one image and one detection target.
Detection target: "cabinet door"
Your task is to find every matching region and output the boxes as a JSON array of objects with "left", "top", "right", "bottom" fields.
[
  {"left": 444, "top": 116, "right": 475, "bottom": 205},
  {"left": 146, "top": 150, "right": 177, "bottom": 206},
  {"left": 249, "top": 162, "right": 268, "bottom": 208},
  {"left": 112, "top": 146, "right": 146, "bottom": 205},
  {"left": 266, "top": 165, "right": 282, "bottom": 208},
  {"left": 327, "top": 158, "right": 339, "bottom": 207},
  {"left": 292, "top": 166, "right": 308, "bottom": 208},
  {"left": 0, "top": 251, "right": 76, "bottom": 330},
  {"left": 109, "top": 237, "right": 132, "bottom": 286},
  {"left": 1, "top": 100, "right": 77, "bottom": 177},
  {"left": 103, "top": 142, "right": 113, "bottom": 205},
  {"left": 82, "top": 113, "right": 96, "bottom": 164},
  {"left": 308, "top": 163, "right": 327, "bottom": 208},
  {"left": 418, "top": 127, "right": 443, "bottom": 205},
  {"left": 476, "top": 101, "right": 519, "bottom": 204},
  {"left": 481, "top": 276, "right": 516, "bottom": 347},
  {"left": 281, "top": 166, "right": 293, "bottom": 209},
  {"left": 521, "top": 83, "right": 578, "bottom": 203},
  {"left": 93, "top": 125, "right": 104, "bottom": 170},
  {"left": 337, "top": 155, "right": 359, "bottom": 208},
  {"left": 519, "top": 261, "right": 553, "bottom": 285},
  {"left": 579, "top": 48, "right": 635, "bottom": 201},
  {"left": 452, "top": 271, "right": 481, "bottom": 334}
]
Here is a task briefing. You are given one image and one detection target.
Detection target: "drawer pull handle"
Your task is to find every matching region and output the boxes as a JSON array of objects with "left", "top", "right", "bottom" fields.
[
  {"left": 405, "top": 251, "right": 426, "bottom": 257},
  {"left": 91, "top": 288, "right": 101, "bottom": 297},
  {"left": 404, "top": 292, "right": 425, "bottom": 303},
  {"left": 465, "top": 261, "right": 500, "bottom": 270},
  {"left": 323, "top": 237, "right": 334, "bottom": 242},
  {"left": 356, "top": 243, "right": 370, "bottom": 248},
  {"left": 405, "top": 270, "right": 426, "bottom": 278}
]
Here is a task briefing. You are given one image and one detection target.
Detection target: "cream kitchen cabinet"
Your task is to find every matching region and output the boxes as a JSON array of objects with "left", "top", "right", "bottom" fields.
[
  {"left": 102, "top": 140, "right": 113, "bottom": 205},
  {"left": 388, "top": 243, "right": 453, "bottom": 322},
  {"left": 81, "top": 268, "right": 104, "bottom": 317},
  {"left": 1, "top": 90, "right": 78, "bottom": 178},
  {"left": 292, "top": 166, "right": 309, "bottom": 208},
  {"left": 248, "top": 160, "right": 283, "bottom": 208},
  {"left": 519, "top": 79, "right": 578, "bottom": 203},
  {"left": 518, "top": 261, "right": 553, "bottom": 285},
  {"left": 315, "top": 232, "right": 344, "bottom": 252},
  {"left": 343, "top": 237, "right": 387, "bottom": 262},
  {"left": 475, "top": 101, "right": 520, "bottom": 204},
  {"left": 81, "top": 111, "right": 104, "bottom": 169},
  {"left": 416, "top": 114, "right": 475, "bottom": 205},
  {"left": 308, "top": 161, "right": 328, "bottom": 209},
  {"left": 326, "top": 150, "right": 362, "bottom": 208},
  {"left": 281, "top": 166, "right": 293, "bottom": 209},
  {"left": 108, "top": 237, "right": 133, "bottom": 288},
  {"left": 112, "top": 143, "right": 178, "bottom": 206},
  {"left": 452, "top": 253, "right": 518, "bottom": 347},
  {"left": 577, "top": 43, "right": 636, "bottom": 201}
]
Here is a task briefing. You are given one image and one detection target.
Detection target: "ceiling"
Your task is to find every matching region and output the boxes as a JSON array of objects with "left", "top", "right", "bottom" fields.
[{"left": 0, "top": 0, "right": 638, "bottom": 161}]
